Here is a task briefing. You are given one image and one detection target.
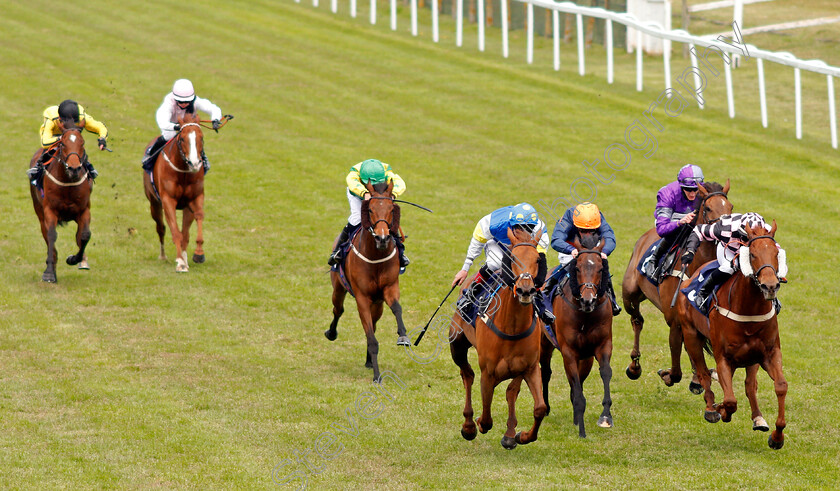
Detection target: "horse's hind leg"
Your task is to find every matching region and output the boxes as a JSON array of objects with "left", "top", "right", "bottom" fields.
[
  {"left": 745, "top": 364, "right": 769, "bottom": 432},
  {"left": 539, "top": 335, "right": 555, "bottom": 416},
  {"left": 450, "top": 329, "right": 477, "bottom": 440},
  {"left": 326, "top": 273, "right": 346, "bottom": 341},
  {"left": 501, "top": 376, "right": 523, "bottom": 449},
  {"left": 145, "top": 176, "right": 167, "bottom": 260},
  {"left": 760, "top": 349, "right": 787, "bottom": 449},
  {"left": 596, "top": 342, "right": 614, "bottom": 428},
  {"left": 67, "top": 208, "right": 91, "bottom": 268},
  {"left": 515, "top": 364, "right": 547, "bottom": 445}
]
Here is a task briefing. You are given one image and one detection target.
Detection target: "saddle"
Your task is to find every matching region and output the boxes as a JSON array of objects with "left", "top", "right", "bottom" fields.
[
  {"left": 637, "top": 239, "right": 679, "bottom": 285},
  {"left": 680, "top": 261, "right": 722, "bottom": 317},
  {"left": 456, "top": 272, "right": 504, "bottom": 327}
]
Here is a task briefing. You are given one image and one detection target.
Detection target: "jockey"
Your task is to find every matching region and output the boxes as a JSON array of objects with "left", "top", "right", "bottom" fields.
[
  {"left": 29, "top": 99, "right": 108, "bottom": 185},
  {"left": 681, "top": 212, "right": 784, "bottom": 314},
  {"left": 141, "top": 79, "right": 223, "bottom": 173},
  {"left": 544, "top": 202, "right": 621, "bottom": 316},
  {"left": 646, "top": 164, "right": 704, "bottom": 279},
  {"left": 451, "top": 203, "right": 555, "bottom": 326},
  {"left": 327, "top": 159, "right": 409, "bottom": 271}
]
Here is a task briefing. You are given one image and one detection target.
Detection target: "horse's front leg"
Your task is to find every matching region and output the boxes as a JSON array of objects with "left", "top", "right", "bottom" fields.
[
  {"left": 682, "top": 323, "right": 719, "bottom": 422},
  {"left": 539, "top": 334, "right": 555, "bottom": 416},
  {"left": 42, "top": 210, "right": 58, "bottom": 283},
  {"left": 160, "top": 195, "right": 187, "bottom": 272},
  {"left": 501, "top": 376, "right": 523, "bottom": 449},
  {"left": 190, "top": 194, "right": 205, "bottom": 263},
  {"left": 516, "top": 363, "right": 547, "bottom": 445},
  {"left": 596, "top": 340, "right": 614, "bottom": 428},
  {"left": 623, "top": 287, "right": 645, "bottom": 380},
  {"left": 761, "top": 348, "right": 787, "bottom": 449},
  {"left": 714, "top": 355, "right": 737, "bottom": 423},
  {"left": 383, "top": 284, "right": 410, "bottom": 346},
  {"left": 67, "top": 207, "right": 91, "bottom": 269},
  {"left": 476, "top": 369, "right": 496, "bottom": 434},
  {"left": 745, "top": 364, "right": 769, "bottom": 432},
  {"left": 561, "top": 349, "right": 587, "bottom": 438},
  {"left": 354, "top": 294, "right": 380, "bottom": 382}
]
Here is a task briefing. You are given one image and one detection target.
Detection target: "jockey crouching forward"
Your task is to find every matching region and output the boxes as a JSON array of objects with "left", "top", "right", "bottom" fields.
[
  {"left": 543, "top": 202, "right": 621, "bottom": 316},
  {"left": 327, "top": 159, "right": 409, "bottom": 271},
  {"left": 29, "top": 99, "right": 108, "bottom": 185},
  {"left": 141, "top": 79, "right": 222, "bottom": 174},
  {"left": 681, "top": 212, "right": 784, "bottom": 315},
  {"left": 451, "top": 203, "right": 555, "bottom": 326}
]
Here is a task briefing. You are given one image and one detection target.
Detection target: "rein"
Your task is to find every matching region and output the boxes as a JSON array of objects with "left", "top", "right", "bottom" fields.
[
  {"left": 163, "top": 123, "right": 203, "bottom": 173},
  {"left": 714, "top": 235, "right": 780, "bottom": 323},
  {"left": 45, "top": 132, "right": 89, "bottom": 186}
]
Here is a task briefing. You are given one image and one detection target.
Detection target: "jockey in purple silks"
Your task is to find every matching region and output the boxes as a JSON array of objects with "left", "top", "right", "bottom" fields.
[{"left": 645, "top": 164, "right": 704, "bottom": 279}]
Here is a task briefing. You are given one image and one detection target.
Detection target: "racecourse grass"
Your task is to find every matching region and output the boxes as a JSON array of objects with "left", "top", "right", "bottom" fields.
[{"left": 1, "top": 0, "right": 839, "bottom": 489}]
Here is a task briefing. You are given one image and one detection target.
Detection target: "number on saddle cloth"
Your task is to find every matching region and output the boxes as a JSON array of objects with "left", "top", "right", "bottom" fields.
[{"left": 637, "top": 238, "right": 668, "bottom": 284}]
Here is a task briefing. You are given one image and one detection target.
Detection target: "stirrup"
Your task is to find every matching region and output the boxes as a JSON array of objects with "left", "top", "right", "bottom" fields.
[{"left": 327, "top": 249, "right": 342, "bottom": 266}]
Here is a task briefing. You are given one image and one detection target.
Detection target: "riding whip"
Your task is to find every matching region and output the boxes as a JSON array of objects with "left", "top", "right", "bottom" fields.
[
  {"left": 670, "top": 263, "right": 689, "bottom": 308},
  {"left": 413, "top": 284, "right": 458, "bottom": 346},
  {"left": 394, "top": 200, "right": 433, "bottom": 213}
]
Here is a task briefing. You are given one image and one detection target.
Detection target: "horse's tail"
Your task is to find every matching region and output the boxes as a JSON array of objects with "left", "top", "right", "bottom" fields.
[{"left": 698, "top": 331, "right": 713, "bottom": 356}]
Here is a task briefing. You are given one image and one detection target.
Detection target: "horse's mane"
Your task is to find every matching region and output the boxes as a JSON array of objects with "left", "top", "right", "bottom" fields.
[
  {"left": 703, "top": 181, "right": 724, "bottom": 194},
  {"left": 579, "top": 231, "right": 600, "bottom": 250}
]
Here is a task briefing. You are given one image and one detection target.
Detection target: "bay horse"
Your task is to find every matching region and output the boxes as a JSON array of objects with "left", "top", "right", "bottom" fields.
[
  {"left": 449, "top": 227, "right": 546, "bottom": 449},
  {"left": 540, "top": 234, "right": 613, "bottom": 438},
  {"left": 143, "top": 112, "right": 206, "bottom": 273},
  {"left": 29, "top": 121, "right": 93, "bottom": 282},
  {"left": 621, "top": 181, "right": 731, "bottom": 389},
  {"left": 326, "top": 181, "right": 411, "bottom": 382},
  {"left": 678, "top": 221, "right": 787, "bottom": 449}
]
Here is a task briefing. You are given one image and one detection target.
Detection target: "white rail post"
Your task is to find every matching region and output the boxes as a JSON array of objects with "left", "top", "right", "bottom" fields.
[
  {"left": 527, "top": 4, "right": 534, "bottom": 64},
  {"left": 456, "top": 0, "right": 463, "bottom": 47},
  {"left": 390, "top": 0, "right": 396, "bottom": 30},
  {"left": 553, "top": 10, "right": 560, "bottom": 71},
  {"left": 757, "top": 58, "right": 767, "bottom": 127},
  {"left": 689, "top": 43, "right": 704, "bottom": 109},
  {"left": 432, "top": 0, "right": 439, "bottom": 42},
  {"left": 351, "top": 0, "right": 357, "bottom": 18},
  {"left": 606, "top": 18, "right": 613, "bottom": 84},
  {"left": 502, "top": 0, "right": 509, "bottom": 58},
  {"left": 794, "top": 67, "right": 802, "bottom": 139},
  {"left": 733, "top": 0, "right": 744, "bottom": 67},
  {"left": 636, "top": 29, "right": 643, "bottom": 91},
  {"left": 577, "top": 13, "right": 585, "bottom": 76},
  {"left": 331, "top": 0, "right": 337, "bottom": 13},
  {"left": 478, "top": 0, "right": 485, "bottom": 52},
  {"left": 829, "top": 75, "right": 838, "bottom": 149},
  {"left": 724, "top": 54, "right": 735, "bottom": 118},
  {"left": 370, "top": 0, "right": 376, "bottom": 24},
  {"left": 411, "top": 0, "right": 418, "bottom": 36},
  {"left": 663, "top": 38, "right": 671, "bottom": 92}
]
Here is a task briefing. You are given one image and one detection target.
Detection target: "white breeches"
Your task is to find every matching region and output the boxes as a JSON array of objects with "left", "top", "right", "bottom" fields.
[
  {"left": 557, "top": 252, "right": 575, "bottom": 266},
  {"left": 717, "top": 242, "right": 737, "bottom": 274},
  {"left": 484, "top": 241, "right": 506, "bottom": 272},
  {"left": 347, "top": 188, "right": 363, "bottom": 226}
]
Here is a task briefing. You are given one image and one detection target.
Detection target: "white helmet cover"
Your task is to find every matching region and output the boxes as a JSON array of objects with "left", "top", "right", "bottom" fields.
[{"left": 172, "top": 79, "right": 196, "bottom": 102}]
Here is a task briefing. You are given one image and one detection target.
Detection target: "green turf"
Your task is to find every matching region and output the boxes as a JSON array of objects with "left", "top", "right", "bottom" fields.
[{"left": 1, "top": 0, "right": 839, "bottom": 488}]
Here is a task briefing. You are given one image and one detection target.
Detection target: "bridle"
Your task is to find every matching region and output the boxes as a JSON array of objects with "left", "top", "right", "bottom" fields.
[
  {"left": 365, "top": 196, "right": 396, "bottom": 239},
  {"left": 698, "top": 190, "right": 729, "bottom": 225},
  {"left": 509, "top": 242, "right": 538, "bottom": 288},
  {"left": 54, "top": 129, "right": 87, "bottom": 172},
  {"left": 570, "top": 249, "right": 604, "bottom": 302},
  {"left": 163, "top": 123, "right": 202, "bottom": 173},
  {"left": 743, "top": 235, "right": 780, "bottom": 284}
]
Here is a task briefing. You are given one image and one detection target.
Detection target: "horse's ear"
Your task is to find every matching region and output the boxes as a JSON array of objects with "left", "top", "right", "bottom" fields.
[
  {"left": 56, "top": 119, "right": 66, "bottom": 132},
  {"left": 723, "top": 178, "right": 730, "bottom": 195},
  {"left": 364, "top": 182, "right": 374, "bottom": 195},
  {"left": 596, "top": 239, "right": 605, "bottom": 252},
  {"left": 385, "top": 180, "right": 394, "bottom": 197},
  {"left": 572, "top": 235, "right": 583, "bottom": 251},
  {"left": 769, "top": 219, "right": 777, "bottom": 237},
  {"left": 177, "top": 115, "right": 185, "bottom": 125},
  {"left": 507, "top": 227, "right": 518, "bottom": 245},
  {"left": 697, "top": 183, "right": 708, "bottom": 197}
]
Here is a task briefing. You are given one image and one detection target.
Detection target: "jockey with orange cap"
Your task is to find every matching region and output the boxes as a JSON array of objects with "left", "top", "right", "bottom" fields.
[
  {"left": 544, "top": 202, "right": 621, "bottom": 316},
  {"left": 328, "top": 159, "right": 409, "bottom": 271},
  {"left": 28, "top": 99, "right": 108, "bottom": 185},
  {"left": 141, "top": 79, "right": 223, "bottom": 173}
]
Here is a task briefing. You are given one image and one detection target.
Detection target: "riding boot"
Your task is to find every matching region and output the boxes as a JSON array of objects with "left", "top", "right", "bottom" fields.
[
  {"left": 534, "top": 290, "right": 556, "bottom": 326},
  {"left": 456, "top": 274, "right": 485, "bottom": 320},
  {"left": 696, "top": 268, "right": 732, "bottom": 314},
  {"left": 84, "top": 160, "right": 98, "bottom": 180},
  {"left": 201, "top": 149, "right": 210, "bottom": 174},
  {"left": 328, "top": 222, "right": 355, "bottom": 266},
  {"left": 650, "top": 231, "right": 679, "bottom": 279},
  {"left": 142, "top": 136, "right": 167, "bottom": 171},
  {"left": 603, "top": 259, "right": 621, "bottom": 316},
  {"left": 27, "top": 163, "right": 44, "bottom": 186},
  {"left": 393, "top": 233, "right": 409, "bottom": 271}
]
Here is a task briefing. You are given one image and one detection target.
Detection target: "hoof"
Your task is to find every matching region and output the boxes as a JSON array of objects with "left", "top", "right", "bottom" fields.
[
  {"left": 657, "top": 369, "right": 675, "bottom": 387},
  {"left": 768, "top": 434, "right": 784, "bottom": 450},
  {"left": 324, "top": 329, "right": 337, "bottom": 341},
  {"left": 41, "top": 273, "right": 57, "bottom": 283},
  {"left": 626, "top": 364, "right": 641, "bottom": 380},
  {"left": 477, "top": 420, "right": 491, "bottom": 434},
  {"left": 597, "top": 416, "right": 613, "bottom": 428},
  {"left": 461, "top": 428, "right": 477, "bottom": 441},
  {"left": 78, "top": 258, "right": 89, "bottom": 270},
  {"left": 175, "top": 257, "right": 189, "bottom": 273},
  {"left": 689, "top": 381, "right": 704, "bottom": 395},
  {"left": 752, "top": 416, "right": 770, "bottom": 432},
  {"left": 396, "top": 335, "right": 410, "bottom": 346},
  {"left": 704, "top": 410, "right": 721, "bottom": 423},
  {"left": 500, "top": 435, "right": 518, "bottom": 450},
  {"left": 66, "top": 254, "right": 80, "bottom": 266},
  {"left": 365, "top": 361, "right": 373, "bottom": 369},
  {"left": 192, "top": 253, "right": 205, "bottom": 264}
]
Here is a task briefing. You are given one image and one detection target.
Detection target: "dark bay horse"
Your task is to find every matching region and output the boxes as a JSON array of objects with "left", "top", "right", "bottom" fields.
[
  {"left": 621, "top": 181, "right": 731, "bottom": 388},
  {"left": 678, "top": 221, "right": 788, "bottom": 449},
  {"left": 326, "top": 181, "right": 410, "bottom": 382},
  {"left": 29, "top": 122, "right": 93, "bottom": 282},
  {"left": 449, "top": 227, "right": 546, "bottom": 449},
  {"left": 540, "top": 235, "right": 613, "bottom": 438},
  {"left": 143, "top": 113, "right": 206, "bottom": 273}
]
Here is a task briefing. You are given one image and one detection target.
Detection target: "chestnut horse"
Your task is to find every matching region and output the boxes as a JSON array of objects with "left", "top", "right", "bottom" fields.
[
  {"left": 29, "top": 122, "right": 93, "bottom": 282},
  {"left": 449, "top": 227, "right": 546, "bottom": 449},
  {"left": 540, "top": 235, "right": 613, "bottom": 438},
  {"left": 326, "top": 181, "right": 411, "bottom": 382},
  {"left": 621, "top": 181, "right": 731, "bottom": 388},
  {"left": 678, "top": 221, "right": 788, "bottom": 449},
  {"left": 143, "top": 113, "right": 206, "bottom": 273}
]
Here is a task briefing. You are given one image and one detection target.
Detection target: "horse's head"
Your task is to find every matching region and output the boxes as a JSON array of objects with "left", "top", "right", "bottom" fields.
[
  {"left": 571, "top": 233, "right": 606, "bottom": 313},
  {"left": 696, "top": 179, "right": 733, "bottom": 225},
  {"left": 741, "top": 220, "right": 784, "bottom": 300},
  {"left": 363, "top": 181, "right": 397, "bottom": 250},
  {"left": 55, "top": 119, "right": 86, "bottom": 179},
  {"left": 506, "top": 226, "right": 541, "bottom": 305},
  {"left": 175, "top": 113, "right": 204, "bottom": 172}
]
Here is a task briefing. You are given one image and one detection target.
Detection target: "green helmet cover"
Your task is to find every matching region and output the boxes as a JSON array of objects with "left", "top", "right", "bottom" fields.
[{"left": 359, "top": 159, "right": 387, "bottom": 185}]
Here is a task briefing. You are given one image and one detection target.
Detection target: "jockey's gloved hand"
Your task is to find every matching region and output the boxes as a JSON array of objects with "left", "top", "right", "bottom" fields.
[
  {"left": 212, "top": 119, "right": 221, "bottom": 132},
  {"left": 173, "top": 123, "right": 181, "bottom": 131},
  {"left": 681, "top": 250, "right": 695, "bottom": 265},
  {"left": 98, "top": 138, "right": 107, "bottom": 150}
]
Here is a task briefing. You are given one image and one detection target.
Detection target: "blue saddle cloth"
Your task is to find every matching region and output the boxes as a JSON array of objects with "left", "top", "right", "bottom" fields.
[
  {"left": 330, "top": 228, "right": 362, "bottom": 297},
  {"left": 637, "top": 239, "right": 664, "bottom": 285},
  {"left": 680, "top": 261, "right": 721, "bottom": 316},
  {"left": 458, "top": 272, "right": 505, "bottom": 327},
  {"left": 546, "top": 265, "right": 567, "bottom": 301}
]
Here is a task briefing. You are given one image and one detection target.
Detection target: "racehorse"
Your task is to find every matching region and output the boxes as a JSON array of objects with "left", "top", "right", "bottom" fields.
[
  {"left": 29, "top": 121, "right": 93, "bottom": 282},
  {"left": 143, "top": 112, "right": 206, "bottom": 273},
  {"left": 449, "top": 227, "right": 546, "bottom": 449},
  {"left": 540, "top": 234, "right": 613, "bottom": 438},
  {"left": 621, "top": 181, "right": 731, "bottom": 389},
  {"left": 326, "top": 181, "right": 411, "bottom": 382},
  {"left": 677, "top": 220, "right": 787, "bottom": 449}
]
